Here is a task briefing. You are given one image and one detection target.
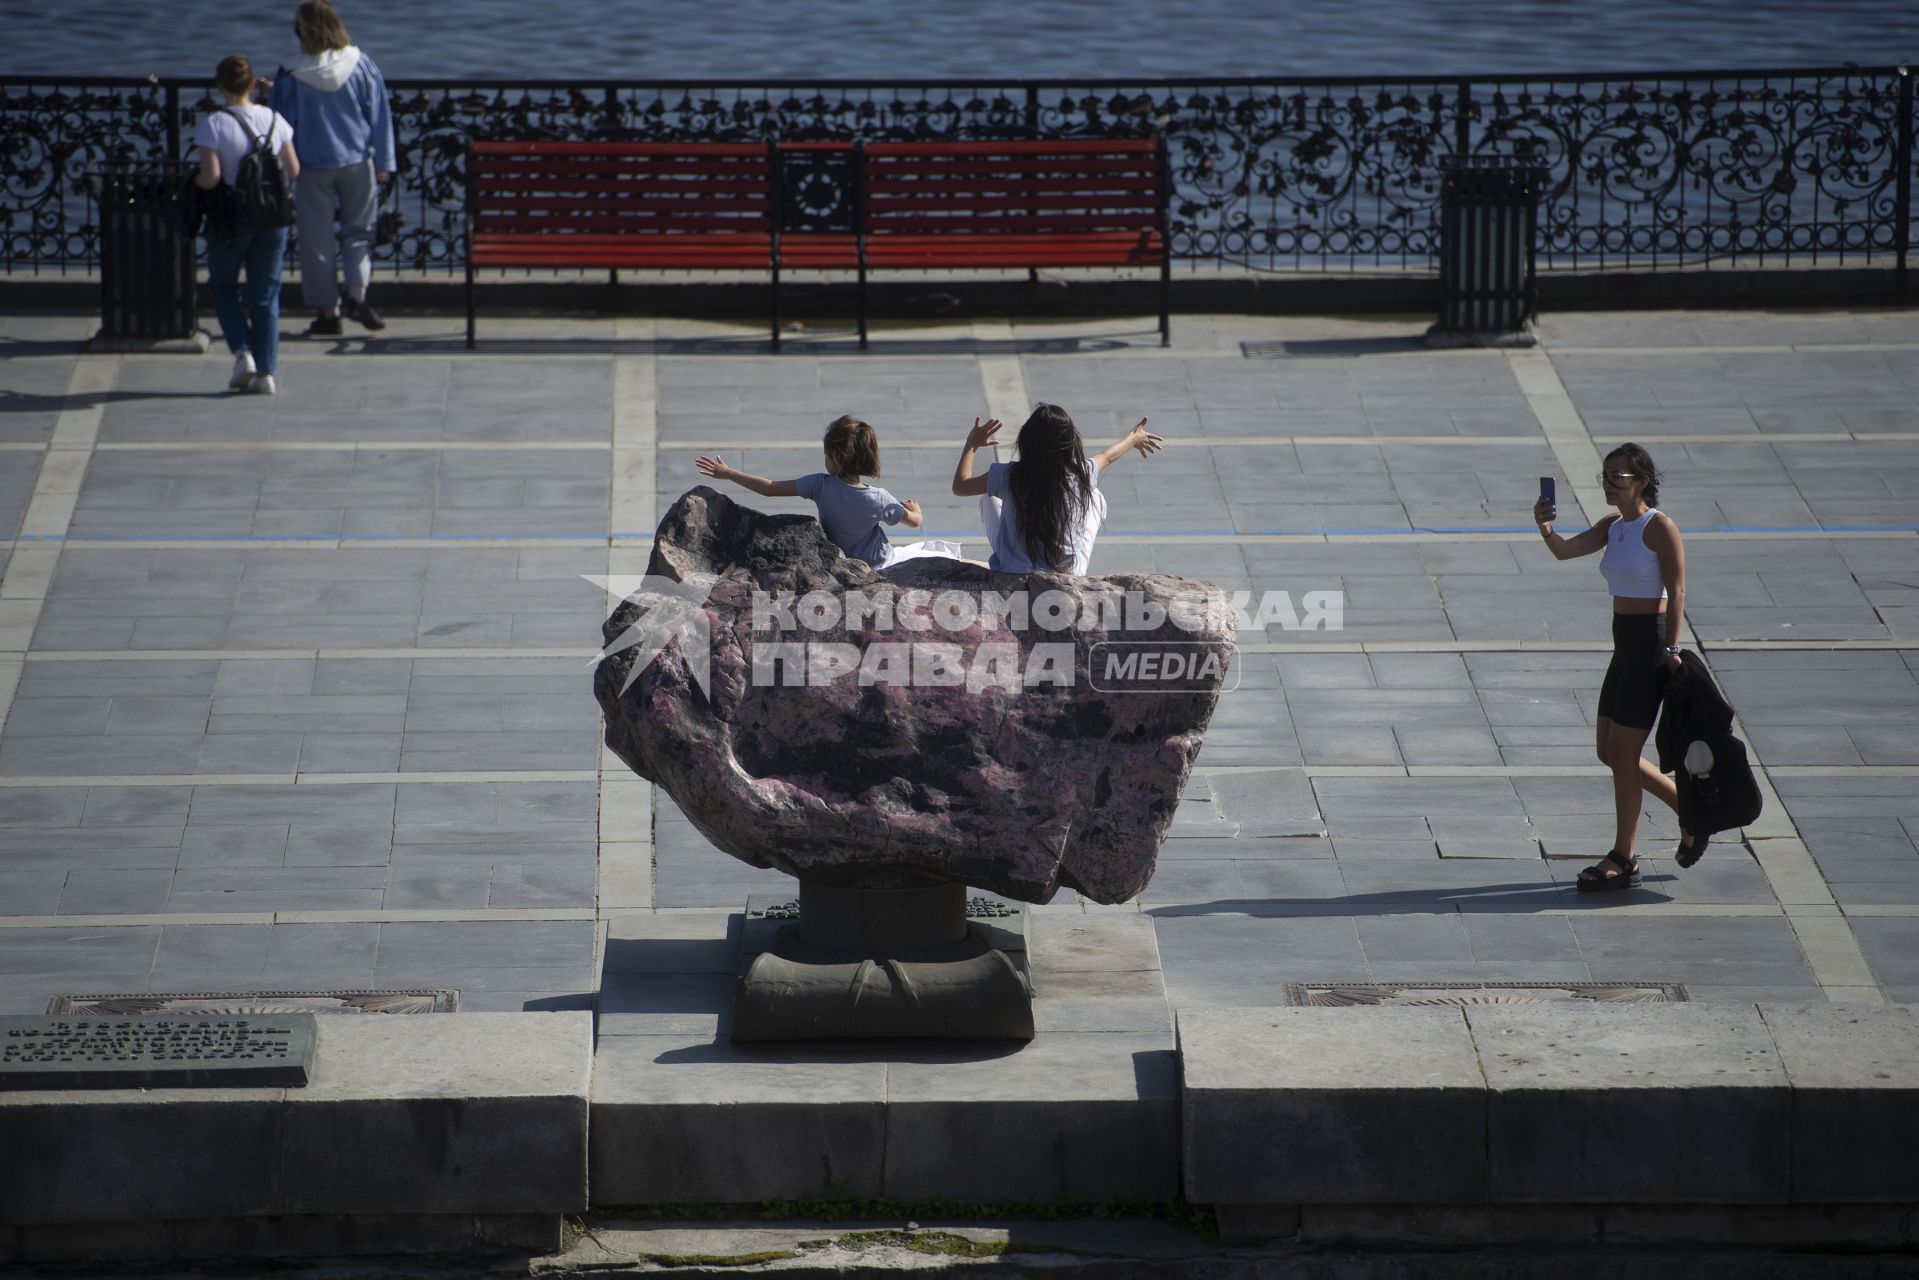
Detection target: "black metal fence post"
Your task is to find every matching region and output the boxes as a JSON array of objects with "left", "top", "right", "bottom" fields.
[
  {"left": 163, "top": 80, "right": 180, "bottom": 159},
  {"left": 1452, "top": 79, "right": 1473, "bottom": 160},
  {"left": 1897, "top": 63, "right": 1913, "bottom": 294}
]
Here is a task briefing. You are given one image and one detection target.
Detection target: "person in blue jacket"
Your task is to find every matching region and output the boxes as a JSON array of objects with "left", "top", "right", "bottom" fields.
[{"left": 267, "top": 0, "right": 395, "bottom": 336}]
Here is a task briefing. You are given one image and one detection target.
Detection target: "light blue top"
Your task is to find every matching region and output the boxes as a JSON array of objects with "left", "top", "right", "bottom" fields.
[
  {"left": 795, "top": 473, "right": 906, "bottom": 567},
  {"left": 984, "top": 459, "right": 1103, "bottom": 574},
  {"left": 268, "top": 49, "right": 396, "bottom": 173}
]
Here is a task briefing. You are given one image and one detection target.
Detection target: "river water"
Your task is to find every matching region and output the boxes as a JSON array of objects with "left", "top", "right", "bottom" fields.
[{"left": 6, "top": 0, "right": 1912, "bottom": 80}]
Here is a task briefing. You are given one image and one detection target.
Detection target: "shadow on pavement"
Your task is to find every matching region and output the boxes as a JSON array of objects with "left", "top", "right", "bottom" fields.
[{"left": 351, "top": 335, "right": 1137, "bottom": 358}]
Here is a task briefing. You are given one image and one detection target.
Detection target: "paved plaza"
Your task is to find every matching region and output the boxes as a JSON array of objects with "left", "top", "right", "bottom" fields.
[{"left": 1, "top": 302, "right": 1917, "bottom": 1020}]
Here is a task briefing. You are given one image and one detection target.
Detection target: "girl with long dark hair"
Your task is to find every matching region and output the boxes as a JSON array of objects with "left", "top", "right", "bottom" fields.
[
  {"left": 1534, "top": 442, "right": 1699, "bottom": 891},
  {"left": 950, "top": 404, "right": 1161, "bottom": 574}
]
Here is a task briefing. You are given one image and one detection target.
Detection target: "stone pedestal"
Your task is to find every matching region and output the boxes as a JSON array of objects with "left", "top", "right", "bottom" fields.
[{"left": 732, "top": 880, "right": 1034, "bottom": 1042}]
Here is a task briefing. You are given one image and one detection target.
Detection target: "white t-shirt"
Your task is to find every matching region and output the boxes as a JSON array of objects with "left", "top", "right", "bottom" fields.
[
  {"left": 192, "top": 104, "right": 295, "bottom": 187},
  {"left": 984, "top": 459, "right": 1106, "bottom": 575}
]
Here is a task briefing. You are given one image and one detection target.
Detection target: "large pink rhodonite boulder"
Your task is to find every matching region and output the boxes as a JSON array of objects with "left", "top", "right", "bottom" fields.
[{"left": 594, "top": 487, "right": 1236, "bottom": 904}]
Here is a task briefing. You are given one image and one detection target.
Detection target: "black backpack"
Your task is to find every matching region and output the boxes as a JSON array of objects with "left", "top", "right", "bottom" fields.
[{"left": 222, "top": 109, "right": 295, "bottom": 228}]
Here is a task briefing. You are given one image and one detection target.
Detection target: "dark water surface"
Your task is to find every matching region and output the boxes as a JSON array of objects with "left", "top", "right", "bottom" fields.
[{"left": 5, "top": 0, "right": 1913, "bottom": 80}]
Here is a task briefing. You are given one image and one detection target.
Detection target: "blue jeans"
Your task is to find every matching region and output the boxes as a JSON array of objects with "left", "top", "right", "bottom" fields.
[{"left": 206, "top": 223, "right": 288, "bottom": 375}]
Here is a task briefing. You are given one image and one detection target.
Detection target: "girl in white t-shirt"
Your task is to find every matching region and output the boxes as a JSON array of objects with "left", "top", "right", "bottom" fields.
[
  {"left": 950, "top": 403, "right": 1161, "bottom": 575},
  {"left": 192, "top": 54, "right": 300, "bottom": 395}
]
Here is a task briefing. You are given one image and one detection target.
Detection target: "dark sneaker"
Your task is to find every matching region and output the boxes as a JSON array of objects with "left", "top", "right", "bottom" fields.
[
  {"left": 342, "top": 296, "right": 387, "bottom": 331},
  {"left": 305, "top": 312, "right": 343, "bottom": 337}
]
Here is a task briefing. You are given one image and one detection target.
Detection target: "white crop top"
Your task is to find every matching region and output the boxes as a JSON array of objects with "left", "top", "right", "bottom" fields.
[{"left": 1600, "top": 508, "right": 1667, "bottom": 599}]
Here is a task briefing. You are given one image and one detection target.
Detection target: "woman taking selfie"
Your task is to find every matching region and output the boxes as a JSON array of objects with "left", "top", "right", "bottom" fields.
[{"left": 1533, "top": 444, "right": 1702, "bottom": 891}]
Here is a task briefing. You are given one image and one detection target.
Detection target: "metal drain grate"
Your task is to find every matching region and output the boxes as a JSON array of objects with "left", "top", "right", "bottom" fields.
[
  {"left": 1240, "top": 337, "right": 1430, "bottom": 360},
  {"left": 748, "top": 897, "right": 1019, "bottom": 921},
  {"left": 1284, "top": 981, "right": 1688, "bottom": 1007},
  {"left": 46, "top": 990, "right": 459, "bottom": 1016}
]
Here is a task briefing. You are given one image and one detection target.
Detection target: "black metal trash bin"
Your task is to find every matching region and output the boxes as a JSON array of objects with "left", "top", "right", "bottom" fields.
[
  {"left": 1430, "top": 156, "right": 1546, "bottom": 344},
  {"left": 92, "top": 161, "right": 200, "bottom": 344}
]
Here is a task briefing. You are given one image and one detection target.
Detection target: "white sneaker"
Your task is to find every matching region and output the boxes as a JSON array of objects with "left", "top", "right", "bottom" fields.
[
  {"left": 249, "top": 373, "right": 278, "bottom": 396},
  {"left": 228, "top": 350, "right": 255, "bottom": 390}
]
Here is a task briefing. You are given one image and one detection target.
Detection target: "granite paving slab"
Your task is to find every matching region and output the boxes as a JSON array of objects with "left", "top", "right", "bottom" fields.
[
  {"left": 0, "top": 350, "right": 70, "bottom": 442},
  {"left": 68, "top": 448, "right": 611, "bottom": 540},
  {"left": 1849, "top": 918, "right": 1919, "bottom": 1002},
  {"left": 37, "top": 546, "right": 607, "bottom": 650},
  {"left": 0, "top": 778, "right": 599, "bottom": 918},
  {"left": 0, "top": 657, "right": 599, "bottom": 775}
]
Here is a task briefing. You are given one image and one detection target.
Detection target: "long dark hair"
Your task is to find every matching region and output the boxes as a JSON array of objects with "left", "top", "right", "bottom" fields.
[
  {"left": 1008, "top": 403, "right": 1092, "bottom": 571},
  {"left": 1606, "top": 442, "right": 1661, "bottom": 505}
]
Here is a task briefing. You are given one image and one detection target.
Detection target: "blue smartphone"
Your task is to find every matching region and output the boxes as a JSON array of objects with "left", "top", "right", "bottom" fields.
[{"left": 1539, "top": 476, "right": 1555, "bottom": 506}]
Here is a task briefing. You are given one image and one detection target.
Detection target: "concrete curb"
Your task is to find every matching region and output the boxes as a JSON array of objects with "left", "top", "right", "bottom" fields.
[
  {"left": 1, "top": 265, "right": 1909, "bottom": 322},
  {"left": 0, "top": 1012, "right": 592, "bottom": 1261},
  {"left": 1182, "top": 1003, "right": 1919, "bottom": 1244}
]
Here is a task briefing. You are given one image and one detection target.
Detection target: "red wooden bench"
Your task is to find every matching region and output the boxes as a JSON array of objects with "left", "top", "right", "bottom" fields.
[
  {"left": 462, "top": 136, "right": 1172, "bottom": 349},
  {"left": 465, "top": 139, "right": 781, "bottom": 348},
  {"left": 857, "top": 137, "right": 1171, "bottom": 347}
]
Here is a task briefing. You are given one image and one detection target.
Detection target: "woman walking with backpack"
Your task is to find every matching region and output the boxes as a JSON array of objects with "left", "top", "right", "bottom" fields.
[
  {"left": 268, "top": 0, "right": 395, "bottom": 335},
  {"left": 194, "top": 54, "right": 299, "bottom": 395}
]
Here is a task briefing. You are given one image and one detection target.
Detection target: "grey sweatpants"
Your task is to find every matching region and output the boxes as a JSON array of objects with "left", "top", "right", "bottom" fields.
[{"left": 295, "top": 158, "right": 377, "bottom": 313}]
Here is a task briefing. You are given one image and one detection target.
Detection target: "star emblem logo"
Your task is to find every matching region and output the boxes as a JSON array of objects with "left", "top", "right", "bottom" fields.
[{"left": 585, "top": 574, "right": 715, "bottom": 699}]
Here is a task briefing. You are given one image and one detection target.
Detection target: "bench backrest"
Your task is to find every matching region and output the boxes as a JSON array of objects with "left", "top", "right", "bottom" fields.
[
  {"left": 468, "top": 140, "right": 775, "bottom": 237},
  {"left": 860, "top": 138, "right": 1166, "bottom": 238}
]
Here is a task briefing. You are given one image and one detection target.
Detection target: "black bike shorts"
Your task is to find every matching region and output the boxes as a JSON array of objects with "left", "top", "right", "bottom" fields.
[{"left": 1597, "top": 612, "right": 1667, "bottom": 731}]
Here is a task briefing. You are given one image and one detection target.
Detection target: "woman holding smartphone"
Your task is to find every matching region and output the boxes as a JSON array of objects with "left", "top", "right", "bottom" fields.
[{"left": 1533, "top": 444, "right": 1699, "bottom": 891}]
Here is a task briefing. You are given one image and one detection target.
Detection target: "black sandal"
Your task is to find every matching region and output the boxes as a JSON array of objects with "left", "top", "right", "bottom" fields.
[
  {"left": 1676, "top": 830, "right": 1711, "bottom": 870},
  {"left": 1576, "top": 849, "right": 1641, "bottom": 893}
]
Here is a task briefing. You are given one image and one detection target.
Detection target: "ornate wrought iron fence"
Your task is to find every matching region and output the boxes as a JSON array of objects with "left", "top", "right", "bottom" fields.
[{"left": 4, "top": 67, "right": 1914, "bottom": 282}]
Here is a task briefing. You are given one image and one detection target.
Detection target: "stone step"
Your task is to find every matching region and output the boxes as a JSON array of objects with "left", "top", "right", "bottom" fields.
[
  {"left": 590, "top": 909, "right": 1176, "bottom": 1203},
  {"left": 1180, "top": 1002, "right": 1919, "bottom": 1242},
  {"left": 1, "top": 1012, "right": 591, "bottom": 1261}
]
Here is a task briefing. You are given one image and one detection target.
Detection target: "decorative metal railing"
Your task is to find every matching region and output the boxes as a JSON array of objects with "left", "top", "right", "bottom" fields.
[{"left": 3, "top": 68, "right": 1914, "bottom": 281}]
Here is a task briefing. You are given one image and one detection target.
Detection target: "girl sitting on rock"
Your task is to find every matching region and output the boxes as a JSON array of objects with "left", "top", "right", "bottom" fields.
[
  {"left": 951, "top": 404, "right": 1162, "bottom": 574},
  {"left": 697, "top": 416, "right": 960, "bottom": 568}
]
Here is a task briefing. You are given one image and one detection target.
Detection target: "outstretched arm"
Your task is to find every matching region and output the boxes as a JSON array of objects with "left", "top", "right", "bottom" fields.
[
  {"left": 899, "top": 499, "right": 924, "bottom": 529},
  {"left": 1092, "top": 418, "right": 1162, "bottom": 472},
  {"left": 951, "top": 417, "right": 1000, "bottom": 498},
  {"left": 1533, "top": 500, "right": 1615, "bottom": 561},
  {"left": 695, "top": 455, "right": 799, "bottom": 498}
]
